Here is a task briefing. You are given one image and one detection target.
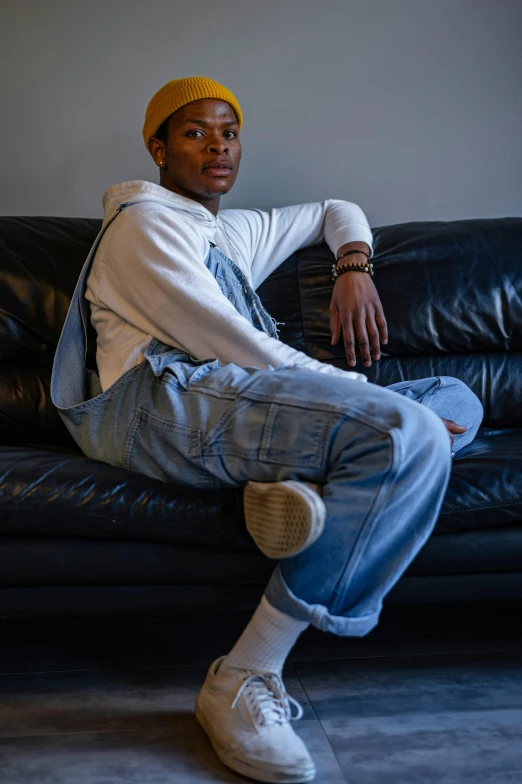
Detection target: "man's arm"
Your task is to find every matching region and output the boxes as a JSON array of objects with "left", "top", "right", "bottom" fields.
[
  {"left": 220, "top": 200, "right": 388, "bottom": 367},
  {"left": 94, "top": 206, "right": 368, "bottom": 383},
  {"left": 219, "top": 199, "right": 374, "bottom": 289}
]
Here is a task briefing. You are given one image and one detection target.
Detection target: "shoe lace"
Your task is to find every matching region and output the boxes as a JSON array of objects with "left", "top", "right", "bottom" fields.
[{"left": 231, "top": 671, "right": 304, "bottom": 727}]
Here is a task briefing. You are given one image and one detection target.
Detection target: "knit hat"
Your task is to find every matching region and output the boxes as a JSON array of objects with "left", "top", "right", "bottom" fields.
[{"left": 142, "top": 76, "right": 243, "bottom": 150}]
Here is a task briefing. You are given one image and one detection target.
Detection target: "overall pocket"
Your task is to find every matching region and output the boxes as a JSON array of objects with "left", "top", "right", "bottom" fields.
[{"left": 124, "top": 407, "right": 217, "bottom": 488}]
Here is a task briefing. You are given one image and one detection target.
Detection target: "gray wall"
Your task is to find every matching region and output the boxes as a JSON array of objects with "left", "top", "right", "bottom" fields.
[{"left": 1, "top": 0, "right": 521, "bottom": 225}]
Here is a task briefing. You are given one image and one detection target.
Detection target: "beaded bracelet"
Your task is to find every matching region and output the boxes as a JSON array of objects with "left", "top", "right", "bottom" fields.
[{"left": 332, "top": 260, "right": 374, "bottom": 281}]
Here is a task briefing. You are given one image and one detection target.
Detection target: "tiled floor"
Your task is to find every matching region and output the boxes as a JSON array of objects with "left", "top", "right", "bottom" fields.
[{"left": 1, "top": 601, "right": 521, "bottom": 783}]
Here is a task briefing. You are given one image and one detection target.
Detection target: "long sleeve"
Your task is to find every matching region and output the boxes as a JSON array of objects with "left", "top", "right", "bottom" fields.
[
  {"left": 219, "top": 199, "right": 374, "bottom": 289},
  {"left": 92, "top": 205, "right": 367, "bottom": 383}
]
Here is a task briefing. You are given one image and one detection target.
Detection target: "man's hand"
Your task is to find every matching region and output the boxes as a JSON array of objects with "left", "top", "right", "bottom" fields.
[
  {"left": 329, "top": 271, "right": 388, "bottom": 367},
  {"left": 440, "top": 417, "right": 467, "bottom": 452}
]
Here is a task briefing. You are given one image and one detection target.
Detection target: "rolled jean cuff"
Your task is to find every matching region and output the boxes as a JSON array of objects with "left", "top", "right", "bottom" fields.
[{"left": 264, "top": 564, "right": 381, "bottom": 638}]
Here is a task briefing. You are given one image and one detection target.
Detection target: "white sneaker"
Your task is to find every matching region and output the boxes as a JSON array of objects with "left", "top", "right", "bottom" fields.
[
  {"left": 244, "top": 480, "right": 326, "bottom": 559},
  {"left": 195, "top": 656, "right": 316, "bottom": 783}
]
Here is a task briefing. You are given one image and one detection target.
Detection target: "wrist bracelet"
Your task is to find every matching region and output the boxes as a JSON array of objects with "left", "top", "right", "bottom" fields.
[
  {"left": 336, "top": 248, "right": 371, "bottom": 263},
  {"left": 332, "top": 260, "right": 374, "bottom": 281}
]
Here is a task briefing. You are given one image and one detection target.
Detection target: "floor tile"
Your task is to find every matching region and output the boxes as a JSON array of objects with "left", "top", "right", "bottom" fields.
[
  {"left": 292, "top": 719, "right": 348, "bottom": 783},
  {"left": 0, "top": 661, "right": 345, "bottom": 783},
  {"left": 0, "top": 662, "right": 316, "bottom": 738},
  {"left": 293, "top": 650, "right": 522, "bottom": 718},
  {"left": 0, "top": 721, "right": 248, "bottom": 784},
  {"left": 0, "top": 717, "right": 348, "bottom": 784},
  {"left": 317, "top": 710, "right": 522, "bottom": 784},
  {"left": 293, "top": 651, "right": 522, "bottom": 783}
]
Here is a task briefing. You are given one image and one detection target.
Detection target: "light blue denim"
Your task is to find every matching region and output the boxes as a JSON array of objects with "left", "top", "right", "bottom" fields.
[{"left": 51, "top": 202, "right": 484, "bottom": 637}]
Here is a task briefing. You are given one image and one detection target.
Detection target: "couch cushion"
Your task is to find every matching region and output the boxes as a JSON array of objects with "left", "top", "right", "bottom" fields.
[
  {"left": 437, "top": 428, "right": 522, "bottom": 533},
  {"left": 0, "top": 428, "right": 520, "bottom": 545},
  {"left": 0, "top": 445, "right": 250, "bottom": 549}
]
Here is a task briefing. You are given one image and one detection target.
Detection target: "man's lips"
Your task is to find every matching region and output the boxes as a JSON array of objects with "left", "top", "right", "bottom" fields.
[{"left": 203, "top": 161, "right": 233, "bottom": 175}]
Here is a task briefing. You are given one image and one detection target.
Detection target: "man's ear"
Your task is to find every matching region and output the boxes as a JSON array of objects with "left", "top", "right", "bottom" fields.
[{"left": 148, "top": 136, "right": 166, "bottom": 167}]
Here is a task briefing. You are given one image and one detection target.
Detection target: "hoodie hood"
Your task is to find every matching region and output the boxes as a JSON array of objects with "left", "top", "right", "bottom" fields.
[{"left": 102, "top": 180, "right": 219, "bottom": 226}]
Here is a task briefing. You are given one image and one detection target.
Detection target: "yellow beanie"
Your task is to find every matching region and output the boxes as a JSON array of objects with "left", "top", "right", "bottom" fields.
[{"left": 142, "top": 76, "right": 243, "bottom": 150}]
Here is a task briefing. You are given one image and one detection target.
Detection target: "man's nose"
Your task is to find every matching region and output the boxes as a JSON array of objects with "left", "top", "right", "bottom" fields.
[{"left": 207, "top": 136, "right": 229, "bottom": 154}]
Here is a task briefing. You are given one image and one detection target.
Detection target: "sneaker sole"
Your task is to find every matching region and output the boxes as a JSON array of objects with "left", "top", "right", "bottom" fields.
[
  {"left": 244, "top": 480, "right": 326, "bottom": 559},
  {"left": 195, "top": 698, "right": 316, "bottom": 783}
]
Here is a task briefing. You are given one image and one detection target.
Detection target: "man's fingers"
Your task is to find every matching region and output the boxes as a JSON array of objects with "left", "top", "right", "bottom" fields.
[
  {"left": 375, "top": 308, "right": 388, "bottom": 345},
  {"left": 354, "top": 311, "right": 372, "bottom": 367},
  {"left": 367, "top": 309, "right": 382, "bottom": 361},
  {"left": 330, "top": 307, "right": 340, "bottom": 346},
  {"left": 445, "top": 420, "right": 467, "bottom": 433},
  {"left": 339, "top": 306, "right": 386, "bottom": 368},
  {"left": 440, "top": 417, "right": 467, "bottom": 455},
  {"left": 342, "top": 323, "right": 357, "bottom": 366}
]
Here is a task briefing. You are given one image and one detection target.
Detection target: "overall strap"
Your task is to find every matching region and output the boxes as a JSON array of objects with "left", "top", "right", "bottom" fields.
[{"left": 51, "top": 202, "right": 129, "bottom": 410}]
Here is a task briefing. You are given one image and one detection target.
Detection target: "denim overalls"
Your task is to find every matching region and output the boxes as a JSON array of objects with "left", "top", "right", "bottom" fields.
[{"left": 51, "top": 202, "right": 483, "bottom": 636}]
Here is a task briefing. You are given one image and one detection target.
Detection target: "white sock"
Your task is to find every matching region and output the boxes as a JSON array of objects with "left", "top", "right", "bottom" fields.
[{"left": 220, "top": 595, "right": 309, "bottom": 676}]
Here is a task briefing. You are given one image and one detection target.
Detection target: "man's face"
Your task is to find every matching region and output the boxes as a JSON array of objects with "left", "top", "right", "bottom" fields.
[{"left": 149, "top": 98, "right": 242, "bottom": 213}]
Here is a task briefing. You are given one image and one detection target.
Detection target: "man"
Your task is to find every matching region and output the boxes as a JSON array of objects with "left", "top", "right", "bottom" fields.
[{"left": 51, "top": 76, "right": 483, "bottom": 783}]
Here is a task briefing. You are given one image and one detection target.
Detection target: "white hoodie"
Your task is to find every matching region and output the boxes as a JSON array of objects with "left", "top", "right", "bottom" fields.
[{"left": 86, "top": 180, "right": 373, "bottom": 391}]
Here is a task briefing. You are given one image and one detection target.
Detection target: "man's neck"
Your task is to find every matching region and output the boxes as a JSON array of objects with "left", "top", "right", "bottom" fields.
[{"left": 158, "top": 175, "right": 220, "bottom": 216}]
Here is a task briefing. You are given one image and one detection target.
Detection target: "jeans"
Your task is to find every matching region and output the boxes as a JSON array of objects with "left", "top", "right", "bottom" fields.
[{"left": 124, "top": 344, "right": 483, "bottom": 637}]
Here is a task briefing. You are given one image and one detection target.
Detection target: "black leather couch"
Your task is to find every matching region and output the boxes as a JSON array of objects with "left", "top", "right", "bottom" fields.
[{"left": 1, "top": 214, "right": 521, "bottom": 619}]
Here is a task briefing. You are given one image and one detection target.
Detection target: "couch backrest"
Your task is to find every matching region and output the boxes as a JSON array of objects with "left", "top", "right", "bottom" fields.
[
  {"left": 0, "top": 217, "right": 100, "bottom": 447},
  {"left": 1, "top": 215, "right": 521, "bottom": 447}
]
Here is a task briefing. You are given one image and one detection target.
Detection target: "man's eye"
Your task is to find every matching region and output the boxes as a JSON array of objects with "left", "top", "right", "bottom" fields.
[{"left": 187, "top": 129, "right": 237, "bottom": 138}]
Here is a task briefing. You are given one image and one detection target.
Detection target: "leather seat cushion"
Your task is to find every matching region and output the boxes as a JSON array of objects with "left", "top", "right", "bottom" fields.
[{"left": 0, "top": 427, "right": 520, "bottom": 546}]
